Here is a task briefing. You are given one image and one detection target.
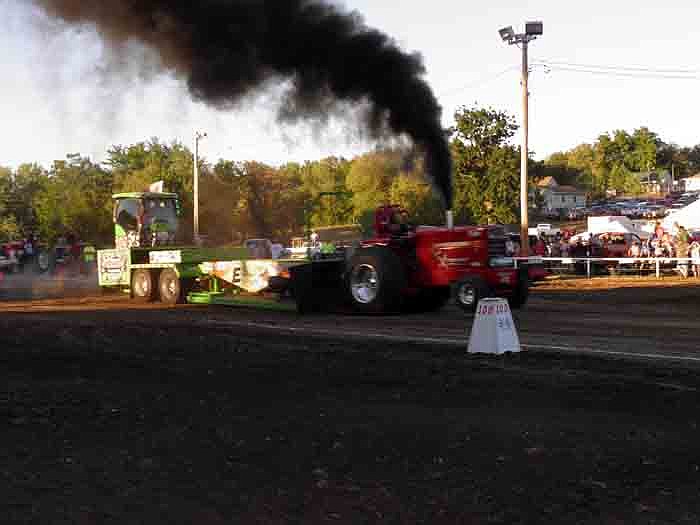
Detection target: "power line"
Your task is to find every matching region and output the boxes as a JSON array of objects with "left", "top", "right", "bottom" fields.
[
  {"left": 439, "top": 66, "right": 519, "bottom": 97},
  {"left": 532, "top": 59, "right": 700, "bottom": 80},
  {"left": 536, "top": 59, "right": 700, "bottom": 75},
  {"left": 535, "top": 64, "right": 700, "bottom": 81}
]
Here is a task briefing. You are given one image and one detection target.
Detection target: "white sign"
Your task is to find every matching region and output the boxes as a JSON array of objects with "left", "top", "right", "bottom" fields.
[
  {"left": 199, "top": 260, "right": 289, "bottom": 294},
  {"left": 149, "top": 250, "right": 182, "bottom": 264},
  {"left": 467, "top": 298, "right": 522, "bottom": 355},
  {"left": 149, "top": 180, "right": 165, "bottom": 193}
]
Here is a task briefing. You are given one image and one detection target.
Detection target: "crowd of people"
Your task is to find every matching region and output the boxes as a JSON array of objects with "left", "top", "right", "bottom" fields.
[
  {"left": 504, "top": 220, "right": 700, "bottom": 278},
  {"left": 625, "top": 222, "right": 700, "bottom": 278},
  {"left": 1, "top": 233, "right": 97, "bottom": 276}
]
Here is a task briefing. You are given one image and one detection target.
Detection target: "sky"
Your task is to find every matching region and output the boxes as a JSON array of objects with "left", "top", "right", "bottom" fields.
[{"left": 1, "top": 0, "right": 699, "bottom": 170}]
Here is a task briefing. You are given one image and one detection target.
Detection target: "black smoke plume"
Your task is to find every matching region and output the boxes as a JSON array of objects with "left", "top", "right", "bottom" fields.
[{"left": 32, "top": 0, "right": 453, "bottom": 207}]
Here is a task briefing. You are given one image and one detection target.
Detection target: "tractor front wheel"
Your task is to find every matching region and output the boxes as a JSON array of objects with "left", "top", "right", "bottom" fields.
[{"left": 454, "top": 277, "right": 490, "bottom": 313}]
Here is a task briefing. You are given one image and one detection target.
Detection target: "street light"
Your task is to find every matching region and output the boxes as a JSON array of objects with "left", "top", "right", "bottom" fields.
[
  {"left": 193, "top": 131, "right": 207, "bottom": 245},
  {"left": 499, "top": 21, "right": 543, "bottom": 256}
]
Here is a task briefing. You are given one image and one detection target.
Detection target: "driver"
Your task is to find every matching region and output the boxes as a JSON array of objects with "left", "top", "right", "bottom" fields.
[{"left": 388, "top": 209, "right": 411, "bottom": 235}]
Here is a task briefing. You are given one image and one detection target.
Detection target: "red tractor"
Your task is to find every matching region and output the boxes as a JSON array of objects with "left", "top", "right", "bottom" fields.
[{"left": 292, "top": 205, "right": 529, "bottom": 314}]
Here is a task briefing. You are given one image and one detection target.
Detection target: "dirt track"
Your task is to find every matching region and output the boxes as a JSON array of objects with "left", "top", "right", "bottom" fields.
[{"left": 3, "top": 275, "right": 700, "bottom": 523}]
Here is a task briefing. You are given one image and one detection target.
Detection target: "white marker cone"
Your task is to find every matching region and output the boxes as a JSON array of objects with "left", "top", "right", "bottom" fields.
[{"left": 468, "top": 298, "right": 521, "bottom": 355}]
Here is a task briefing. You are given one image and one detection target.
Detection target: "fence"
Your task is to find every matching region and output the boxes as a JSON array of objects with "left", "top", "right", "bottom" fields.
[{"left": 512, "top": 257, "right": 698, "bottom": 280}]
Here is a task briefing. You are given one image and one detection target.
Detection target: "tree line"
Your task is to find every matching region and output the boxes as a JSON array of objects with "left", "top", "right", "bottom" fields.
[{"left": 1, "top": 105, "right": 698, "bottom": 246}]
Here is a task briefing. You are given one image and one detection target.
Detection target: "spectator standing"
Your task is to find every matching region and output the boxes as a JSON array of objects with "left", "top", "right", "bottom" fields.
[
  {"left": 661, "top": 233, "right": 674, "bottom": 257},
  {"left": 22, "top": 236, "right": 35, "bottom": 269},
  {"left": 690, "top": 240, "right": 700, "bottom": 278},
  {"left": 560, "top": 238, "right": 570, "bottom": 257},
  {"left": 676, "top": 226, "right": 690, "bottom": 278},
  {"left": 505, "top": 237, "right": 516, "bottom": 257},
  {"left": 549, "top": 239, "right": 561, "bottom": 257},
  {"left": 534, "top": 235, "right": 547, "bottom": 257},
  {"left": 671, "top": 221, "right": 680, "bottom": 238},
  {"left": 654, "top": 221, "right": 664, "bottom": 240}
]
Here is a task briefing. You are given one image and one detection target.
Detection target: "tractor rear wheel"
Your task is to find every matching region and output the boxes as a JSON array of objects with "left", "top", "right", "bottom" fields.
[
  {"left": 131, "top": 269, "right": 155, "bottom": 302},
  {"left": 347, "top": 247, "right": 405, "bottom": 314},
  {"left": 454, "top": 277, "right": 491, "bottom": 313},
  {"left": 290, "top": 264, "right": 318, "bottom": 315},
  {"left": 158, "top": 268, "right": 183, "bottom": 305}
]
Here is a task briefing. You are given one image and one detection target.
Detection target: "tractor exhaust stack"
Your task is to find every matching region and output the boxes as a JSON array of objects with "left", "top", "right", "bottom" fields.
[{"left": 446, "top": 210, "right": 454, "bottom": 230}]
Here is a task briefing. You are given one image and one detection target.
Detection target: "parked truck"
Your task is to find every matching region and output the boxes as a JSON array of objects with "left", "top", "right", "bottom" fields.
[{"left": 98, "top": 192, "right": 528, "bottom": 313}]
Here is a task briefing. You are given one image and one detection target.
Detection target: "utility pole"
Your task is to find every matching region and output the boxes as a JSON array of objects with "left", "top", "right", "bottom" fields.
[
  {"left": 670, "top": 163, "right": 675, "bottom": 194},
  {"left": 193, "top": 131, "right": 207, "bottom": 246},
  {"left": 499, "top": 21, "right": 543, "bottom": 257},
  {"left": 520, "top": 40, "right": 530, "bottom": 255}
]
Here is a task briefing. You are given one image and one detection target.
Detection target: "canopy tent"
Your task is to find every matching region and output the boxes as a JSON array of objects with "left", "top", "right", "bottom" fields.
[
  {"left": 663, "top": 199, "right": 700, "bottom": 231},
  {"left": 587, "top": 216, "right": 648, "bottom": 237},
  {"left": 569, "top": 216, "right": 649, "bottom": 243}
]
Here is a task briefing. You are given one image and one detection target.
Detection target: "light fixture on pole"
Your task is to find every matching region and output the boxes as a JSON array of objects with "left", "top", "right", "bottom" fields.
[
  {"left": 499, "top": 21, "right": 543, "bottom": 256},
  {"left": 193, "top": 131, "right": 207, "bottom": 246}
]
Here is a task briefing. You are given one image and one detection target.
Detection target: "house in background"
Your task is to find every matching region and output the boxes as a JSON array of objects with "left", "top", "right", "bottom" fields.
[
  {"left": 534, "top": 176, "right": 587, "bottom": 214},
  {"left": 637, "top": 170, "right": 676, "bottom": 194}
]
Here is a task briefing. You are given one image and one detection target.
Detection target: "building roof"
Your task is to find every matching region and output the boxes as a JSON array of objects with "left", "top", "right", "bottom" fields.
[
  {"left": 112, "top": 192, "right": 179, "bottom": 200},
  {"left": 550, "top": 185, "right": 586, "bottom": 194},
  {"left": 536, "top": 176, "right": 558, "bottom": 188}
]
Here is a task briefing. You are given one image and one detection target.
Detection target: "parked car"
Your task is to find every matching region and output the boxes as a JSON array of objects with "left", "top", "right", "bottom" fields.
[
  {"left": 567, "top": 207, "right": 586, "bottom": 220},
  {"left": 597, "top": 232, "right": 644, "bottom": 258},
  {"left": 643, "top": 205, "right": 666, "bottom": 219}
]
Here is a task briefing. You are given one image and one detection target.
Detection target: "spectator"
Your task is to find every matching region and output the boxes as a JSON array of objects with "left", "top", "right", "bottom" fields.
[
  {"left": 628, "top": 241, "right": 641, "bottom": 258},
  {"left": 671, "top": 221, "right": 680, "bottom": 238},
  {"left": 654, "top": 221, "right": 664, "bottom": 240},
  {"left": 534, "top": 235, "right": 547, "bottom": 257},
  {"left": 560, "top": 238, "right": 570, "bottom": 257},
  {"left": 505, "top": 237, "right": 516, "bottom": 257},
  {"left": 549, "top": 239, "right": 561, "bottom": 257},
  {"left": 652, "top": 239, "right": 663, "bottom": 258},
  {"left": 660, "top": 233, "right": 674, "bottom": 257},
  {"left": 22, "top": 236, "right": 35, "bottom": 268},
  {"left": 690, "top": 240, "right": 700, "bottom": 278},
  {"left": 676, "top": 225, "right": 690, "bottom": 278}
]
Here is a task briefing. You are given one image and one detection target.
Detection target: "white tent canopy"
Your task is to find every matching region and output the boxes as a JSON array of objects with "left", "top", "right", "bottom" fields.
[
  {"left": 663, "top": 199, "right": 700, "bottom": 231},
  {"left": 569, "top": 216, "right": 649, "bottom": 243},
  {"left": 587, "top": 216, "right": 648, "bottom": 237}
]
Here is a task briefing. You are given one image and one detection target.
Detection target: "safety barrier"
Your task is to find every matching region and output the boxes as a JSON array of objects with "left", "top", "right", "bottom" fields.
[{"left": 512, "top": 256, "right": 699, "bottom": 280}]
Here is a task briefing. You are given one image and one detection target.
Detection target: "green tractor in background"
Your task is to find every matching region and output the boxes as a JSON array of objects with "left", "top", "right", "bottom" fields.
[{"left": 112, "top": 192, "right": 181, "bottom": 250}]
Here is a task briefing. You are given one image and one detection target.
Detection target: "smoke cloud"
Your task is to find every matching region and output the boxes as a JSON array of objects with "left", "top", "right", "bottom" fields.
[{"left": 31, "top": 0, "right": 453, "bottom": 207}]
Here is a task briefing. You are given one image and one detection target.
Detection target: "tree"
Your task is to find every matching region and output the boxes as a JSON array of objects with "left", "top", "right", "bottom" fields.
[
  {"left": 33, "top": 155, "right": 113, "bottom": 244},
  {"left": 346, "top": 151, "right": 400, "bottom": 220},
  {"left": 299, "top": 158, "right": 353, "bottom": 228},
  {"left": 232, "top": 162, "right": 305, "bottom": 242},
  {"left": 0, "top": 217, "right": 20, "bottom": 242},
  {"left": 388, "top": 158, "right": 444, "bottom": 226},
  {"left": 12, "top": 164, "right": 48, "bottom": 231},
  {"left": 451, "top": 106, "right": 520, "bottom": 224}
]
